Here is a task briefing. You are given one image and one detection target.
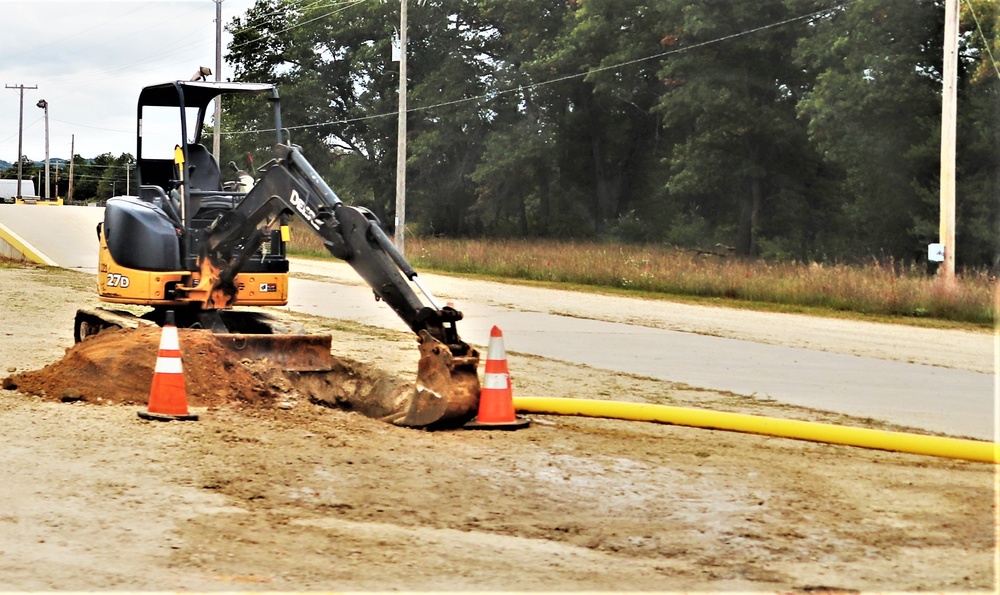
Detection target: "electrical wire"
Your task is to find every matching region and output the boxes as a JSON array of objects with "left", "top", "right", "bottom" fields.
[
  {"left": 963, "top": 0, "right": 1000, "bottom": 78},
  {"left": 225, "top": 1, "right": 848, "bottom": 135},
  {"left": 227, "top": 0, "right": 367, "bottom": 53}
]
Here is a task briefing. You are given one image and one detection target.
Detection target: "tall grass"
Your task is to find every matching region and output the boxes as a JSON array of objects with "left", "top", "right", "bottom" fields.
[{"left": 285, "top": 223, "right": 996, "bottom": 326}]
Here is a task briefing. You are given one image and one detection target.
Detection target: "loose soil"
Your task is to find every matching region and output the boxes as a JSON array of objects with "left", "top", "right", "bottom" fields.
[
  {"left": 0, "top": 264, "right": 995, "bottom": 592},
  {"left": 4, "top": 325, "right": 412, "bottom": 421}
]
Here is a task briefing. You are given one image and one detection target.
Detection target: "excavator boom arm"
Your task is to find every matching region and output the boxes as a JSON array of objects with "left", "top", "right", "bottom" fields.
[{"left": 200, "top": 143, "right": 467, "bottom": 351}]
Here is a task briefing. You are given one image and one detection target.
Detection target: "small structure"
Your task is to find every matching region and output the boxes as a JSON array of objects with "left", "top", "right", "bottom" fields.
[{"left": 0, "top": 179, "right": 37, "bottom": 203}]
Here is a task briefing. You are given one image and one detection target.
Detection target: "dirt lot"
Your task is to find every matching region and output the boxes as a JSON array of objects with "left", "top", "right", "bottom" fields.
[{"left": 0, "top": 264, "right": 995, "bottom": 591}]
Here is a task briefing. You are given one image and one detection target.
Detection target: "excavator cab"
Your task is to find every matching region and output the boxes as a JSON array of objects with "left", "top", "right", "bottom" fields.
[
  {"left": 77, "top": 80, "right": 481, "bottom": 426},
  {"left": 88, "top": 82, "right": 288, "bottom": 312}
]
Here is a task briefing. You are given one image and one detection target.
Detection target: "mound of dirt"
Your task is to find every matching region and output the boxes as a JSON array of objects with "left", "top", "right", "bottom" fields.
[
  {"left": 3, "top": 326, "right": 272, "bottom": 408},
  {"left": 1, "top": 325, "right": 421, "bottom": 421}
]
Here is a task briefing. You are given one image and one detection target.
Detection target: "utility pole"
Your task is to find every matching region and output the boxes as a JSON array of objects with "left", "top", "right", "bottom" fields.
[
  {"left": 394, "top": 0, "right": 407, "bottom": 254},
  {"left": 36, "top": 99, "right": 49, "bottom": 199},
  {"left": 939, "top": 0, "right": 958, "bottom": 284},
  {"left": 5, "top": 84, "right": 38, "bottom": 198},
  {"left": 68, "top": 135, "right": 75, "bottom": 202},
  {"left": 213, "top": 0, "right": 224, "bottom": 161}
]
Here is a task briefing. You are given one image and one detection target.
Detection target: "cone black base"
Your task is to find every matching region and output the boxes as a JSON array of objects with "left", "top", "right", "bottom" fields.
[
  {"left": 464, "top": 416, "right": 530, "bottom": 430},
  {"left": 138, "top": 411, "right": 199, "bottom": 422}
]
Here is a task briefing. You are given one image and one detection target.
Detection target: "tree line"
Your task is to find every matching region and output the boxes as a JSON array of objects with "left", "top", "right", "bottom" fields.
[
  {"left": 1, "top": 153, "right": 135, "bottom": 201},
  {"left": 217, "top": 0, "right": 996, "bottom": 268}
]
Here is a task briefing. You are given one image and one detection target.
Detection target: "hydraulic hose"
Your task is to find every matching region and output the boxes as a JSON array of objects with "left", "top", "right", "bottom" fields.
[{"left": 511, "top": 397, "right": 998, "bottom": 464}]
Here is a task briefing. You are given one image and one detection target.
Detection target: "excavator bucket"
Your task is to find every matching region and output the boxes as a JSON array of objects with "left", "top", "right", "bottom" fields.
[
  {"left": 392, "top": 331, "right": 481, "bottom": 427},
  {"left": 214, "top": 331, "right": 479, "bottom": 428}
]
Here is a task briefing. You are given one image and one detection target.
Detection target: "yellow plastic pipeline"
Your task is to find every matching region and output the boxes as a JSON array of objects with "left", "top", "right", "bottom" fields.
[{"left": 512, "top": 396, "right": 998, "bottom": 464}]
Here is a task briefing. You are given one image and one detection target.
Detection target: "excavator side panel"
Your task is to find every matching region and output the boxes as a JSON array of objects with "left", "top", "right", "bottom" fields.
[
  {"left": 97, "top": 201, "right": 289, "bottom": 307},
  {"left": 98, "top": 234, "right": 288, "bottom": 307}
]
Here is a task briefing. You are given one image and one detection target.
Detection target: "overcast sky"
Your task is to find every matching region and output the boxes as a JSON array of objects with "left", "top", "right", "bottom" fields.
[{"left": 0, "top": 0, "right": 258, "bottom": 162}]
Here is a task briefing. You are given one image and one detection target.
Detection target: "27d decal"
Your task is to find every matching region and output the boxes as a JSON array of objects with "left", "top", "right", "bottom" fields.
[{"left": 106, "top": 273, "right": 130, "bottom": 288}]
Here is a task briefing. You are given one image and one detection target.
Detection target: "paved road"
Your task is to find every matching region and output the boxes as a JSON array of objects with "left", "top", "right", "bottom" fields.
[
  {"left": 286, "top": 273, "right": 995, "bottom": 441},
  {"left": 0, "top": 205, "right": 104, "bottom": 271},
  {"left": 1, "top": 205, "right": 994, "bottom": 440}
]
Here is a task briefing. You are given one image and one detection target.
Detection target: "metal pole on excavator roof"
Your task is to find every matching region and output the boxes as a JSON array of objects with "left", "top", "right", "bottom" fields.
[{"left": 394, "top": 0, "right": 407, "bottom": 254}]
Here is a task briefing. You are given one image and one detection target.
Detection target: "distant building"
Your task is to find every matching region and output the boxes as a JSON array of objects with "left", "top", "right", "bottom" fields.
[{"left": 0, "top": 179, "right": 37, "bottom": 203}]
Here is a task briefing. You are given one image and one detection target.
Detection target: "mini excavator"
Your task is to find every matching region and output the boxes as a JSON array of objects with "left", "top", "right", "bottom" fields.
[{"left": 74, "top": 80, "right": 480, "bottom": 426}]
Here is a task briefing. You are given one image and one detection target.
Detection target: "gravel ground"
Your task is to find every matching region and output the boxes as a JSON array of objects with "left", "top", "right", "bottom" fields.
[{"left": 0, "top": 264, "right": 995, "bottom": 591}]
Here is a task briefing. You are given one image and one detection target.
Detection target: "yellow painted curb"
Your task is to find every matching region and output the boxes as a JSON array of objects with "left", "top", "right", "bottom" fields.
[{"left": 0, "top": 221, "right": 57, "bottom": 265}]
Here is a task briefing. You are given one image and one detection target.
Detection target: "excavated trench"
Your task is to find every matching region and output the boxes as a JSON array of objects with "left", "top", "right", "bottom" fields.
[{"left": 1, "top": 325, "right": 417, "bottom": 420}]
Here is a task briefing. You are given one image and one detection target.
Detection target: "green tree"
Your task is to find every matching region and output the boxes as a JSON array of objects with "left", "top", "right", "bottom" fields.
[
  {"left": 653, "top": 0, "right": 825, "bottom": 257},
  {"left": 216, "top": 0, "right": 996, "bottom": 264},
  {"left": 225, "top": 0, "right": 492, "bottom": 234},
  {"left": 401, "top": 0, "right": 503, "bottom": 235},
  {"left": 469, "top": 0, "right": 672, "bottom": 238},
  {"left": 796, "top": 0, "right": 947, "bottom": 262},
  {"left": 468, "top": 0, "right": 576, "bottom": 236},
  {"left": 70, "top": 154, "right": 110, "bottom": 201},
  {"left": 954, "top": 0, "right": 999, "bottom": 268},
  {"left": 797, "top": 0, "right": 998, "bottom": 267},
  {"left": 94, "top": 153, "right": 135, "bottom": 199},
  {"left": 226, "top": 0, "right": 393, "bottom": 220}
]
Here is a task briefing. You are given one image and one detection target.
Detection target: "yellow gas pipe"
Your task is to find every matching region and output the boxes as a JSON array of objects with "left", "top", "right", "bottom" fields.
[{"left": 511, "top": 397, "right": 998, "bottom": 464}]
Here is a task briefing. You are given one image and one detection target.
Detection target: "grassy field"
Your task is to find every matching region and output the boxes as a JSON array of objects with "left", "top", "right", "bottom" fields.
[{"left": 286, "top": 222, "right": 997, "bottom": 328}]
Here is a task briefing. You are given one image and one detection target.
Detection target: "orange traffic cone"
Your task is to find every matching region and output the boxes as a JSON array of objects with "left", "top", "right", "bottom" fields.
[
  {"left": 139, "top": 310, "right": 198, "bottom": 421},
  {"left": 465, "top": 325, "right": 529, "bottom": 430}
]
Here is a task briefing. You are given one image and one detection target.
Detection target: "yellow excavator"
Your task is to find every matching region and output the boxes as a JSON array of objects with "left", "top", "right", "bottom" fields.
[{"left": 74, "top": 80, "right": 480, "bottom": 426}]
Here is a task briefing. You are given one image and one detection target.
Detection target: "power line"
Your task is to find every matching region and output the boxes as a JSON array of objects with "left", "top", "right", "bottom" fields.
[
  {"left": 228, "top": 0, "right": 367, "bottom": 53},
  {"left": 48, "top": 117, "right": 131, "bottom": 135},
  {"left": 963, "top": 0, "right": 1000, "bottom": 78},
  {"left": 224, "top": 2, "right": 847, "bottom": 136}
]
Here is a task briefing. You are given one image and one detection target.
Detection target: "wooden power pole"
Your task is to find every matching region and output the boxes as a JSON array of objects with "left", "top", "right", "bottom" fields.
[
  {"left": 939, "top": 0, "right": 959, "bottom": 283},
  {"left": 394, "top": 0, "right": 408, "bottom": 254},
  {"left": 68, "top": 135, "right": 75, "bottom": 202},
  {"left": 213, "top": 0, "right": 224, "bottom": 161},
  {"left": 5, "top": 83, "right": 38, "bottom": 198}
]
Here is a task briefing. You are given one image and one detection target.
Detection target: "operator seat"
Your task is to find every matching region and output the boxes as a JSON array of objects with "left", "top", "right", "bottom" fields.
[
  {"left": 185, "top": 143, "right": 230, "bottom": 218},
  {"left": 185, "top": 143, "right": 222, "bottom": 193}
]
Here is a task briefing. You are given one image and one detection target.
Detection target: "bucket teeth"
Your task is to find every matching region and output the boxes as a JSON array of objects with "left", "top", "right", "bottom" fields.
[
  {"left": 392, "top": 331, "right": 481, "bottom": 427},
  {"left": 393, "top": 386, "right": 451, "bottom": 428}
]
